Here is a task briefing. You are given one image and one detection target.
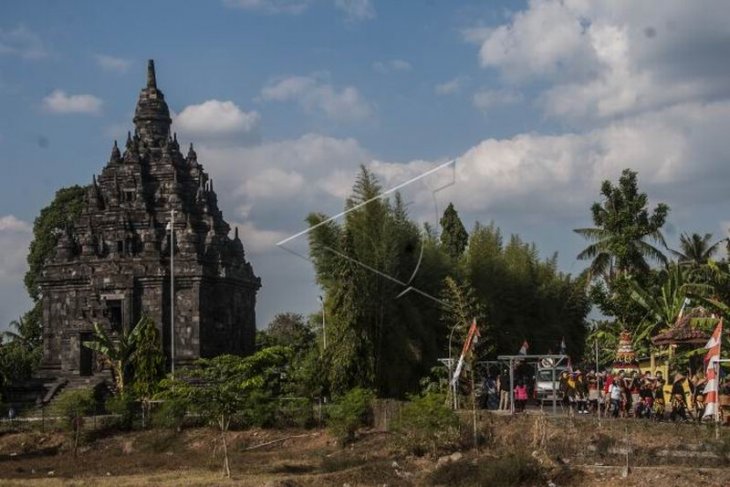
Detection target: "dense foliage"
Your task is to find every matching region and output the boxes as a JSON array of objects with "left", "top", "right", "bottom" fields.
[{"left": 307, "top": 167, "right": 589, "bottom": 398}]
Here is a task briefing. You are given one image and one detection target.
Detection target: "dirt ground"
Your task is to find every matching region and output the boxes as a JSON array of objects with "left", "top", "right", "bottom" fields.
[{"left": 0, "top": 414, "right": 728, "bottom": 486}]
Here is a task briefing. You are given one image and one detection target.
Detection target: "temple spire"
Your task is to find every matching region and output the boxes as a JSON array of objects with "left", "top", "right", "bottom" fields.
[
  {"left": 147, "top": 59, "right": 157, "bottom": 89},
  {"left": 134, "top": 58, "right": 171, "bottom": 147}
]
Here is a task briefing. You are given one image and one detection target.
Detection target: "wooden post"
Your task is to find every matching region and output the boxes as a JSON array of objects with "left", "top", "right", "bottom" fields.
[{"left": 471, "top": 359, "right": 478, "bottom": 450}]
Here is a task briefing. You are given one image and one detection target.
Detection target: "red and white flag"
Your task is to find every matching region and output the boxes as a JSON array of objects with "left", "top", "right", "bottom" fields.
[
  {"left": 703, "top": 319, "right": 723, "bottom": 419},
  {"left": 518, "top": 340, "right": 529, "bottom": 356},
  {"left": 450, "top": 319, "right": 480, "bottom": 386}
]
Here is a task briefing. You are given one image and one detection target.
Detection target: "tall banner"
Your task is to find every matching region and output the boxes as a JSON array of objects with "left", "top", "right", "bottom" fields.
[
  {"left": 703, "top": 319, "right": 723, "bottom": 419},
  {"left": 450, "top": 319, "right": 480, "bottom": 386}
]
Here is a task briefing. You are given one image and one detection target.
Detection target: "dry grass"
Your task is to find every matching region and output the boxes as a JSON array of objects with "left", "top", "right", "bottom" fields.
[{"left": 0, "top": 415, "right": 728, "bottom": 486}]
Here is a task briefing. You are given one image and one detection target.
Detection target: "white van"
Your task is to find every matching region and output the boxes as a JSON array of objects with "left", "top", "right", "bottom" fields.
[{"left": 535, "top": 365, "right": 568, "bottom": 404}]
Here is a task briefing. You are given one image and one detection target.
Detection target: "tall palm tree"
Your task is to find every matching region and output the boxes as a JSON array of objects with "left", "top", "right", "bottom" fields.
[
  {"left": 575, "top": 169, "right": 669, "bottom": 281},
  {"left": 670, "top": 232, "right": 725, "bottom": 267}
]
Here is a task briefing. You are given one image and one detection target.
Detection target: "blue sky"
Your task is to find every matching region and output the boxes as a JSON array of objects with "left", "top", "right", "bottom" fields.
[{"left": 2, "top": 0, "right": 730, "bottom": 330}]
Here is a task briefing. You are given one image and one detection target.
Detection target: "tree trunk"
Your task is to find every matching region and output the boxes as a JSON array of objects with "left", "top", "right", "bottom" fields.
[
  {"left": 73, "top": 418, "right": 81, "bottom": 458},
  {"left": 219, "top": 415, "right": 231, "bottom": 478}
]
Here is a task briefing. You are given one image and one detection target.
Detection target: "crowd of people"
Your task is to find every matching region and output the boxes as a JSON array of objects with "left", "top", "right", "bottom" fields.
[{"left": 480, "top": 368, "right": 730, "bottom": 421}]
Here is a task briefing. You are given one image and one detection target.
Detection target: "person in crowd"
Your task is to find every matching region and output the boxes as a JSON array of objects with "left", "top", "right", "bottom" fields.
[
  {"left": 635, "top": 396, "right": 651, "bottom": 418},
  {"left": 575, "top": 371, "right": 588, "bottom": 414},
  {"left": 562, "top": 371, "right": 578, "bottom": 412},
  {"left": 670, "top": 373, "right": 688, "bottom": 422},
  {"left": 615, "top": 371, "right": 630, "bottom": 417},
  {"left": 498, "top": 370, "right": 511, "bottom": 411},
  {"left": 587, "top": 370, "right": 600, "bottom": 414},
  {"left": 652, "top": 372, "right": 666, "bottom": 420},
  {"left": 691, "top": 371, "right": 706, "bottom": 420},
  {"left": 514, "top": 379, "right": 528, "bottom": 412},
  {"left": 627, "top": 370, "right": 641, "bottom": 418},
  {"left": 609, "top": 375, "right": 622, "bottom": 418},
  {"left": 639, "top": 374, "right": 654, "bottom": 418},
  {"left": 484, "top": 375, "right": 499, "bottom": 410}
]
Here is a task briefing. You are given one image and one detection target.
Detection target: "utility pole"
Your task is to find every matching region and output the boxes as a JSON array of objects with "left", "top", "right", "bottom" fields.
[{"left": 167, "top": 209, "right": 176, "bottom": 378}]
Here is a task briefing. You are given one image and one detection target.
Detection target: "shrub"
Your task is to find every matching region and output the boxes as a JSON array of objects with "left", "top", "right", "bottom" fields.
[
  {"left": 327, "top": 387, "right": 375, "bottom": 444},
  {"left": 394, "top": 391, "right": 460, "bottom": 456},
  {"left": 105, "top": 393, "right": 137, "bottom": 430},
  {"left": 151, "top": 398, "right": 189, "bottom": 430},
  {"left": 277, "top": 397, "right": 314, "bottom": 428},
  {"left": 234, "top": 391, "right": 278, "bottom": 428},
  {"left": 53, "top": 388, "right": 96, "bottom": 429},
  {"left": 52, "top": 388, "right": 96, "bottom": 456},
  {"left": 429, "top": 451, "right": 544, "bottom": 487}
]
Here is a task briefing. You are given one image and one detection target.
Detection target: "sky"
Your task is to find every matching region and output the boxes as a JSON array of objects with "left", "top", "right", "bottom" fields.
[{"left": 2, "top": 0, "right": 730, "bottom": 330}]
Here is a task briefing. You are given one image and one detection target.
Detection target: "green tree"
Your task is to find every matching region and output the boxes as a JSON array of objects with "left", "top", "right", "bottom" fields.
[
  {"left": 441, "top": 276, "right": 485, "bottom": 352},
  {"left": 158, "top": 348, "right": 290, "bottom": 478},
  {"left": 262, "top": 312, "right": 315, "bottom": 354},
  {"left": 670, "top": 232, "right": 724, "bottom": 267},
  {"left": 440, "top": 202, "right": 469, "bottom": 260},
  {"left": 463, "top": 223, "right": 589, "bottom": 357},
  {"left": 574, "top": 169, "right": 669, "bottom": 281},
  {"left": 3, "top": 185, "right": 86, "bottom": 386},
  {"left": 307, "top": 166, "right": 446, "bottom": 397},
  {"left": 25, "top": 185, "right": 86, "bottom": 301}
]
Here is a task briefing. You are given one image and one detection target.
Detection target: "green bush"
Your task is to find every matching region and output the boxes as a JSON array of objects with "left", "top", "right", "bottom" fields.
[
  {"left": 234, "top": 391, "right": 278, "bottom": 428},
  {"left": 151, "top": 398, "right": 189, "bottom": 430},
  {"left": 277, "top": 397, "right": 314, "bottom": 428},
  {"left": 53, "top": 388, "right": 96, "bottom": 429},
  {"left": 394, "top": 391, "right": 460, "bottom": 456},
  {"left": 105, "top": 393, "right": 137, "bottom": 430},
  {"left": 327, "top": 387, "right": 375, "bottom": 444}
]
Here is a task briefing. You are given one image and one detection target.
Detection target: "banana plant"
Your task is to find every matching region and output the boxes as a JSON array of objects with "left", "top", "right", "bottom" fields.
[
  {"left": 82, "top": 317, "right": 146, "bottom": 394},
  {"left": 629, "top": 264, "right": 714, "bottom": 345}
]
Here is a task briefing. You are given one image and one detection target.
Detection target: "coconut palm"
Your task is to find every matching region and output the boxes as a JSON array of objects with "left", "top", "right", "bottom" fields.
[
  {"left": 575, "top": 169, "right": 669, "bottom": 282},
  {"left": 670, "top": 232, "right": 725, "bottom": 267}
]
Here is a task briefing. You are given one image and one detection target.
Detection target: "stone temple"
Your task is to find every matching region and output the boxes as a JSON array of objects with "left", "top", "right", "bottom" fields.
[{"left": 38, "top": 60, "right": 261, "bottom": 380}]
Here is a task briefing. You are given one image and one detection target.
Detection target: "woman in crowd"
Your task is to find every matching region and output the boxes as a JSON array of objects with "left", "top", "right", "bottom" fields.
[{"left": 514, "top": 379, "right": 528, "bottom": 412}]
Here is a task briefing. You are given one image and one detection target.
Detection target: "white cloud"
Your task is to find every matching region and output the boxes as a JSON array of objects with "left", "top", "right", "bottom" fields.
[
  {"left": 228, "top": 221, "right": 289, "bottom": 254},
  {"left": 0, "top": 215, "right": 32, "bottom": 330},
  {"left": 0, "top": 25, "right": 47, "bottom": 60},
  {"left": 369, "top": 99, "right": 730, "bottom": 222},
  {"left": 261, "top": 75, "right": 372, "bottom": 121},
  {"left": 335, "top": 0, "right": 376, "bottom": 22},
  {"left": 471, "top": 0, "right": 730, "bottom": 123},
  {"left": 241, "top": 168, "right": 305, "bottom": 200},
  {"left": 472, "top": 89, "right": 523, "bottom": 111},
  {"left": 435, "top": 77, "right": 466, "bottom": 95},
  {"left": 175, "top": 100, "right": 260, "bottom": 137},
  {"left": 95, "top": 54, "right": 132, "bottom": 73},
  {"left": 222, "top": 0, "right": 311, "bottom": 14},
  {"left": 43, "top": 90, "right": 102, "bottom": 114},
  {"left": 372, "top": 59, "right": 412, "bottom": 74}
]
